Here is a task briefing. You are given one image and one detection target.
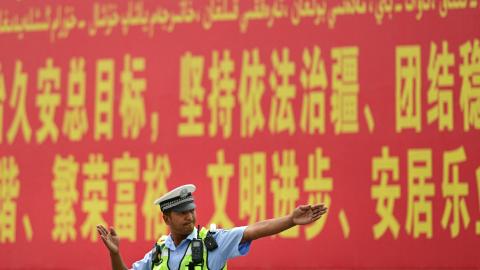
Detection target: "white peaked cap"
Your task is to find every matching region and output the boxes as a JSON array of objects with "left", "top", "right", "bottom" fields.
[{"left": 153, "top": 184, "right": 196, "bottom": 212}]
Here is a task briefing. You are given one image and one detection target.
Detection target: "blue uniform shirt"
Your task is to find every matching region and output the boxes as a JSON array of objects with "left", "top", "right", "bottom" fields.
[{"left": 131, "top": 226, "right": 251, "bottom": 270}]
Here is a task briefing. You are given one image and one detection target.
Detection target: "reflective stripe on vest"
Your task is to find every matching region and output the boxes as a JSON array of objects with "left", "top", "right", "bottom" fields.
[{"left": 151, "top": 227, "right": 227, "bottom": 270}]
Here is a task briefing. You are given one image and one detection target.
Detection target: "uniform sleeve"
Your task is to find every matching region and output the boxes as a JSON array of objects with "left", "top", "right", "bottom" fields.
[
  {"left": 130, "top": 248, "right": 153, "bottom": 270},
  {"left": 215, "top": 226, "right": 252, "bottom": 259}
]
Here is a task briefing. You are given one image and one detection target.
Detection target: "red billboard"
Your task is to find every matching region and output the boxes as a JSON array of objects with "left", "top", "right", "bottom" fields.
[{"left": 0, "top": 0, "right": 479, "bottom": 269}]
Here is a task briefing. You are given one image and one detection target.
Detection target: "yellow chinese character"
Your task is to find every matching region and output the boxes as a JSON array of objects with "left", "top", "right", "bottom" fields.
[
  {"left": 208, "top": 50, "right": 236, "bottom": 138},
  {"left": 300, "top": 46, "right": 328, "bottom": 134},
  {"left": 271, "top": 150, "right": 299, "bottom": 238},
  {"left": 238, "top": 48, "right": 266, "bottom": 138},
  {"left": 95, "top": 59, "right": 114, "bottom": 140},
  {"left": 7, "top": 60, "right": 32, "bottom": 144},
  {"left": 63, "top": 57, "right": 88, "bottom": 141},
  {"left": 113, "top": 152, "right": 140, "bottom": 241},
  {"left": 178, "top": 52, "right": 205, "bottom": 137},
  {"left": 406, "top": 149, "right": 434, "bottom": 238},
  {"left": 269, "top": 48, "right": 296, "bottom": 134},
  {"left": 142, "top": 153, "right": 170, "bottom": 240},
  {"left": 459, "top": 39, "right": 480, "bottom": 131},
  {"left": 331, "top": 47, "right": 360, "bottom": 134},
  {"left": 52, "top": 155, "right": 79, "bottom": 242},
  {"left": 0, "top": 156, "right": 20, "bottom": 243},
  {"left": 427, "top": 41, "right": 454, "bottom": 131},
  {"left": 207, "top": 149, "right": 234, "bottom": 228},
  {"left": 396, "top": 46, "right": 422, "bottom": 133},
  {"left": 371, "top": 146, "right": 401, "bottom": 239},
  {"left": 81, "top": 154, "right": 109, "bottom": 242},
  {"left": 0, "top": 63, "right": 5, "bottom": 144},
  {"left": 36, "top": 58, "right": 61, "bottom": 143},
  {"left": 441, "top": 146, "right": 470, "bottom": 238},
  {"left": 120, "top": 54, "right": 146, "bottom": 139},
  {"left": 303, "top": 148, "right": 332, "bottom": 240},
  {"left": 239, "top": 152, "right": 266, "bottom": 224}
]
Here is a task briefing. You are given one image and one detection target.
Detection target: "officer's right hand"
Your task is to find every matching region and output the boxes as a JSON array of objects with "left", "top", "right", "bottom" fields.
[{"left": 97, "top": 225, "right": 120, "bottom": 254}]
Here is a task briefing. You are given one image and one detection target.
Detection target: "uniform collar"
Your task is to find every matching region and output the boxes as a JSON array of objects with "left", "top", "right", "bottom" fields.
[{"left": 165, "top": 227, "right": 198, "bottom": 250}]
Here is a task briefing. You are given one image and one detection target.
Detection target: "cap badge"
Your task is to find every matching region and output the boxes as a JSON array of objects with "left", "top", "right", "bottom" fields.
[{"left": 180, "top": 188, "right": 188, "bottom": 198}]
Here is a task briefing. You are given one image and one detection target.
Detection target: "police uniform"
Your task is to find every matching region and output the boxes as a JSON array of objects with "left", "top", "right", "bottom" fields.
[{"left": 131, "top": 184, "right": 251, "bottom": 270}]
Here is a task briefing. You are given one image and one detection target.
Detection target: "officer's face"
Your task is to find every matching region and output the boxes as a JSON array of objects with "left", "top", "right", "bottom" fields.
[{"left": 164, "top": 209, "right": 196, "bottom": 236}]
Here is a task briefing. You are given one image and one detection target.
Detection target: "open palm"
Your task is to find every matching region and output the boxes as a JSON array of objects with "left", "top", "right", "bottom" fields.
[
  {"left": 292, "top": 204, "right": 328, "bottom": 225},
  {"left": 97, "top": 225, "right": 120, "bottom": 254}
]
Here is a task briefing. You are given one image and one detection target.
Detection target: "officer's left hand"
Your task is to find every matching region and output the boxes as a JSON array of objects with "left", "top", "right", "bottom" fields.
[{"left": 292, "top": 204, "right": 328, "bottom": 225}]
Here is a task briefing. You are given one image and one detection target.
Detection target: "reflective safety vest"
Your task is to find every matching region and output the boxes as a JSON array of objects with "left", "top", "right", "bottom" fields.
[{"left": 151, "top": 227, "right": 227, "bottom": 270}]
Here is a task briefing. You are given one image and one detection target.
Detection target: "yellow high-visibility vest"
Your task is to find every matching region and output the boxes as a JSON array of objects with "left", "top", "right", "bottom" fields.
[{"left": 152, "top": 227, "right": 227, "bottom": 270}]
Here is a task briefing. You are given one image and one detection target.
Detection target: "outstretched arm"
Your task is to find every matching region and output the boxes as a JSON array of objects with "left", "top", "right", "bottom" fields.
[
  {"left": 97, "top": 225, "right": 128, "bottom": 270},
  {"left": 241, "top": 204, "right": 327, "bottom": 242}
]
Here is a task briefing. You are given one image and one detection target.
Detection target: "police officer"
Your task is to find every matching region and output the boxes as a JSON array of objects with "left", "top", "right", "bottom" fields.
[{"left": 97, "top": 184, "right": 327, "bottom": 270}]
